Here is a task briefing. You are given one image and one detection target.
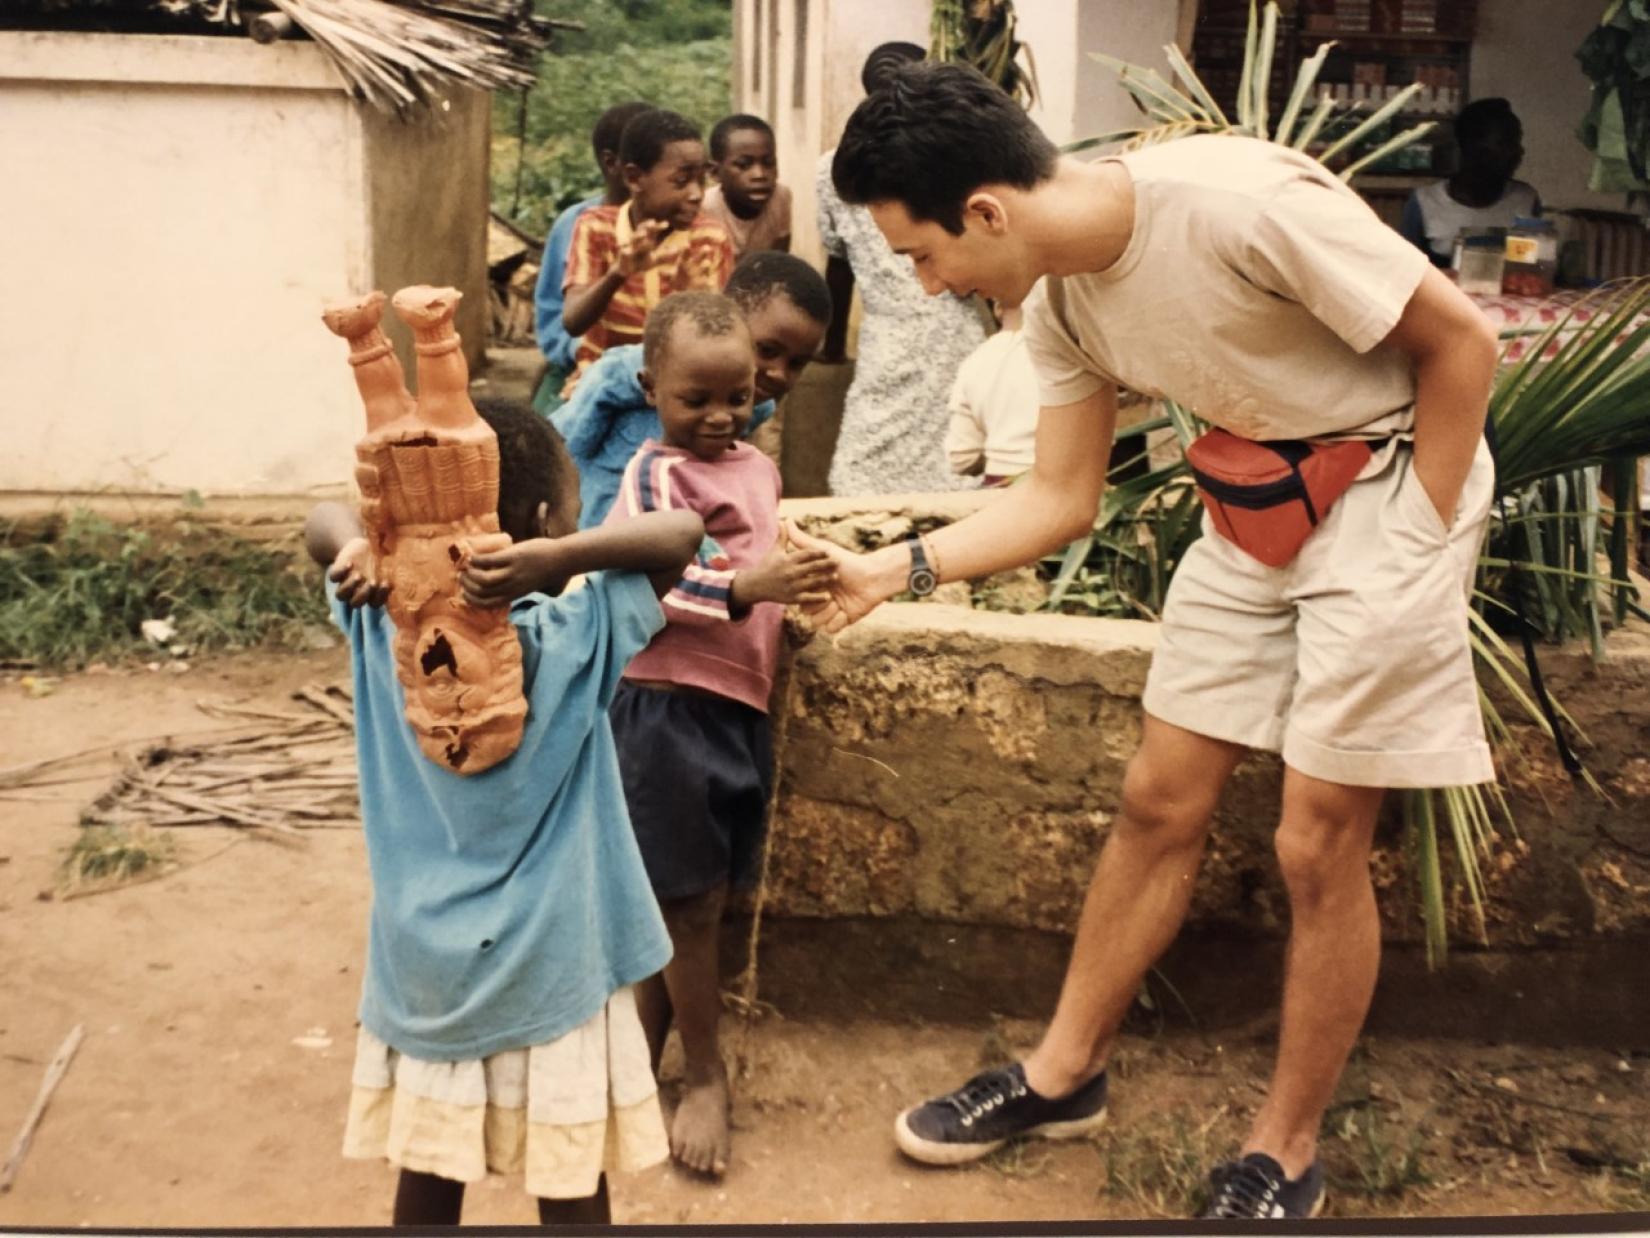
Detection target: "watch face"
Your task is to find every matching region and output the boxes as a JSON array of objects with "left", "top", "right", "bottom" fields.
[{"left": 909, "top": 567, "right": 937, "bottom": 596}]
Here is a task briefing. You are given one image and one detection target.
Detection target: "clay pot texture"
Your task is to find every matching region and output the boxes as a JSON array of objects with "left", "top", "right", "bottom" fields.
[{"left": 323, "top": 286, "right": 526, "bottom": 775}]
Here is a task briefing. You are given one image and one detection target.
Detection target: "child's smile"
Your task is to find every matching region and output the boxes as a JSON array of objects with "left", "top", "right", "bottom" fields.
[{"left": 648, "top": 326, "right": 756, "bottom": 461}]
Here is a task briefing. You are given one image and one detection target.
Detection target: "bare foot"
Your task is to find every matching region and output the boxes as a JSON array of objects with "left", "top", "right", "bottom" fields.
[{"left": 670, "top": 1063, "right": 731, "bottom": 1177}]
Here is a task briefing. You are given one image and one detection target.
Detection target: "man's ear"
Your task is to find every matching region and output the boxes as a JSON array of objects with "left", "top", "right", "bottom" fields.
[
  {"left": 599, "top": 149, "right": 621, "bottom": 178},
  {"left": 622, "top": 161, "right": 645, "bottom": 196},
  {"left": 638, "top": 366, "right": 658, "bottom": 407},
  {"left": 964, "top": 191, "right": 1009, "bottom": 235}
]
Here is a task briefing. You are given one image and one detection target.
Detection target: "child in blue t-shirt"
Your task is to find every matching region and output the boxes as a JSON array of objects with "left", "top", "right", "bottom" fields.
[
  {"left": 305, "top": 399, "right": 703, "bottom": 1226},
  {"left": 552, "top": 250, "right": 833, "bottom": 529}
]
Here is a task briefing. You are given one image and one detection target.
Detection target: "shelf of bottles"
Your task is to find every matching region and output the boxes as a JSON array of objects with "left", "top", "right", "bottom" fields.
[{"left": 1190, "top": 0, "right": 1476, "bottom": 177}]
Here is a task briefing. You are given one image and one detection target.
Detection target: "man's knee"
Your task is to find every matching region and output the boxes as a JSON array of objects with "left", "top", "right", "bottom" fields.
[
  {"left": 1117, "top": 755, "right": 1218, "bottom": 850},
  {"left": 1273, "top": 789, "right": 1380, "bottom": 909}
]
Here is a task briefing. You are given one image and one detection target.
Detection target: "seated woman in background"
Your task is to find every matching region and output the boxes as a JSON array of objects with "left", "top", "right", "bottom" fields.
[{"left": 1401, "top": 97, "right": 1541, "bottom": 266}]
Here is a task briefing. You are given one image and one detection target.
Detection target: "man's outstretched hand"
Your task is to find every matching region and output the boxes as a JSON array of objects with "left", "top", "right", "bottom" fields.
[{"left": 783, "top": 521, "right": 890, "bottom": 634}]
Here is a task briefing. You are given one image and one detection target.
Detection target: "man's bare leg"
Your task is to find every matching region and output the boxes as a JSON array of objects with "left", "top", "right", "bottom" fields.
[
  {"left": 1022, "top": 715, "right": 1246, "bottom": 1097},
  {"left": 1241, "top": 767, "right": 1385, "bottom": 1179}
]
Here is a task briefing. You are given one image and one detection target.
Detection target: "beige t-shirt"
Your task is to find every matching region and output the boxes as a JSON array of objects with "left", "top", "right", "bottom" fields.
[
  {"left": 1023, "top": 135, "right": 1429, "bottom": 442},
  {"left": 703, "top": 182, "right": 793, "bottom": 260}
]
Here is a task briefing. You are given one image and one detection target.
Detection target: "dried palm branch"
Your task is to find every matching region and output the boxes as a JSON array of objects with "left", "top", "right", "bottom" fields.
[{"left": 265, "top": 0, "right": 555, "bottom": 113}]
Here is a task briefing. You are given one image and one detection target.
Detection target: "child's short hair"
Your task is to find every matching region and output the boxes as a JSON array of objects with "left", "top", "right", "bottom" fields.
[
  {"left": 834, "top": 61, "right": 1058, "bottom": 235},
  {"left": 709, "top": 113, "right": 775, "bottom": 161},
  {"left": 861, "top": 41, "right": 925, "bottom": 94},
  {"left": 642, "top": 291, "right": 748, "bottom": 373},
  {"left": 619, "top": 108, "right": 703, "bottom": 171},
  {"left": 473, "top": 397, "right": 573, "bottom": 541},
  {"left": 591, "top": 100, "right": 653, "bottom": 164},
  {"left": 724, "top": 251, "right": 832, "bottom": 328}
]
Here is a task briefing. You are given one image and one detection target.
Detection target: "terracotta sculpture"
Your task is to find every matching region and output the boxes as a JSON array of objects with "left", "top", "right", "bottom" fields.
[{"left": 322, "top": 286, "right": 526, "bottom": 775}]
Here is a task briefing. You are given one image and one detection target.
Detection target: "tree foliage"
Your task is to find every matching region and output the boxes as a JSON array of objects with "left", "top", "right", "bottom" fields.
[{"left": 492, "top": 0, "right": 733, "bottom": 235}]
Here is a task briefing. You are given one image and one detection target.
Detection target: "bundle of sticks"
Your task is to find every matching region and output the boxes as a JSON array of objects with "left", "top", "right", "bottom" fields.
[{"left": 80, "top": 682, "right": 361, "bottom": 837}]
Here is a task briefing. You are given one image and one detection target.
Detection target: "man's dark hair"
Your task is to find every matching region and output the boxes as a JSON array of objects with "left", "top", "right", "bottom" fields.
[
  {"left": 724, "top": 251, "right": 832, "bottom": 328},
  {"left": 619, "top": 108, "right": 703, "bottom": 171},
  {"left": 642, "top": 291, "right": 748, "bottom": 373},
  {"left": 709, "top": 113, "right": 775, "bottom": 161},
  {"left": 1455, "top": 97, "right": 1521, "bottom": 149},
  {"left": 473, "top": 397, "right": 571, "bottom": 542},
  {"left": 861, "top": 41, "right": 925, "bottom": 94},
  {"left": 591, "top": 101, "right": 653, "bottom": 165},
  {"left": 833, "top": 61, "right": 1057, "bottom": 234}
]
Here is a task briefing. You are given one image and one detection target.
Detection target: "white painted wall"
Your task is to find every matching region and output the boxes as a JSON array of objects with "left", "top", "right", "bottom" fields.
[
  {"left": 0, "top": 32, "right": 488, "bottom": 496},
  {"left": 1074, "top": 0, "right": 1183, "bottom": 147},
  {"left": 1472, "top": 0, "right": 1623, "bottom": 211}
]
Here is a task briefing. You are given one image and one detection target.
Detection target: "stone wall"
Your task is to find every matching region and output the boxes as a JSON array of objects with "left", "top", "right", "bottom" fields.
[{"left": 762, "top": 599, "right": 1650, "bottom": 953}]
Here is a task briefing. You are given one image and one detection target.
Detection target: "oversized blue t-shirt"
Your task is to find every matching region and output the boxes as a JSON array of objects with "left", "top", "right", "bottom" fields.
[{"left": 330, "top": 569, "right": 672, "bottom": 1062}]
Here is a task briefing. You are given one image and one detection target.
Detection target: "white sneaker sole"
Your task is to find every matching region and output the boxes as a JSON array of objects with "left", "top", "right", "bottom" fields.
[{"left": 892, "top": 1104, "right": 1109, "bottom": 1166}]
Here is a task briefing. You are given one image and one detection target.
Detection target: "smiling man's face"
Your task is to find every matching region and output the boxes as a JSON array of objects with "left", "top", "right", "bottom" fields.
[{"left": 867, "top": 196, "right": 1037, "bottom": 308}]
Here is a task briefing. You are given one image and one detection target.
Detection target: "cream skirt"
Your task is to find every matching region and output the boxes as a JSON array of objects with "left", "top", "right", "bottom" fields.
[{"left": 342, "top": 986, "right": 668, "bottom": 1199}]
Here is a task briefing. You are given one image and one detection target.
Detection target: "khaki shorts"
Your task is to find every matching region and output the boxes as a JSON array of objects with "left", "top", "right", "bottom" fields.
[{"left": 1143, "top": 438, "right": 1496, "bottom": 789}]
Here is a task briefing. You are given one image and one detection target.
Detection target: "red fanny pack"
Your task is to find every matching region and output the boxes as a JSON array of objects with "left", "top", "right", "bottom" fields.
[{"left": 1185, "top": 428, "right": 1373, "bottom": 567}]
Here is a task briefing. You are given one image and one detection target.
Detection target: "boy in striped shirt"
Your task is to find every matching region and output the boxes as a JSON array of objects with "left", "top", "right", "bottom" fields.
[
  {"left": 561, "top": 110, "right": 735, "bottom": 399},
  {"left": 603, "top": 292, "right": 834, "bottom": 1179}
]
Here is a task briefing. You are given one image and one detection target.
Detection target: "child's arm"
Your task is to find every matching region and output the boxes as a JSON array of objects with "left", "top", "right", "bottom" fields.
[
  {"left": 945, "top": 369, "right": 987, "bottom": 477},
  {"left": 459, "top": 511, "right": 703, "bottom": 605},
  {"left": 304, "top": 501, "right": 387, "bottom": 608},
  {"left": 562, "top": 219, "right": 669, "bottom": 337}
]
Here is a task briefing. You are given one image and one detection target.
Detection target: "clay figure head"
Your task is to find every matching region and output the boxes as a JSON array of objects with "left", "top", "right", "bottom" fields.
[
  {"left": 724, "top": 251, "right": 831, "bottom": 406},
  {"left": 709, "top": 114, "right": 778, "bottom": 220},
  {"left": 592, "top": 100, "right": 653, "bottom": 203},
  {"left": 621, "top": 109, "right": 709, "bottom": 233},
  {"left": 639, "top": 291, "right": 755, "bottom": 460},
  {"left": 473, "top": 397, "right": 582, "bottom": 553},
  {"left": 833, "top": 61, "right": 1059, "bottom": 310}
]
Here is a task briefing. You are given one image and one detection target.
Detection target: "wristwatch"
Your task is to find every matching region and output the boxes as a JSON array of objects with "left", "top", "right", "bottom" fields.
[{"left": 906, "top": 534, "right": 937, "bottom": 597}]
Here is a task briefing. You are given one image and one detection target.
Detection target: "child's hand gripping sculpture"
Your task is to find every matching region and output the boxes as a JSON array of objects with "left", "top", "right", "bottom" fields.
[{"left": 322, "top": 286, "right": 526, "bottom": 775}]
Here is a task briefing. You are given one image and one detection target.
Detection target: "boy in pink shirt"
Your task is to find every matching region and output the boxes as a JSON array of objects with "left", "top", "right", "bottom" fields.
[{"left": 602, "top": 292, "right": 833, "bottom": 1178}]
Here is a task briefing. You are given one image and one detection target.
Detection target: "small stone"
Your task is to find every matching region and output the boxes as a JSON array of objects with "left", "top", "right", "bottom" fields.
[
  {"left": 1494, "top": 1075, "right": 1519, "bottom": 1093},
  {"left": 1617, "top": 1059, "right": 1633, "bottom": 1073}
]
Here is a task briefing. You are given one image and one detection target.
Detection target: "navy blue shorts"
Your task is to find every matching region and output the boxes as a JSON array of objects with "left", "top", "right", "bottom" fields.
[{"left": 610, "top": 681, "right": 774, "bottom": 901}]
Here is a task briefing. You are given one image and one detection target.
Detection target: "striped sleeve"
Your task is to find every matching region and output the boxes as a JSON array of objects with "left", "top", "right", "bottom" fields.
[
  {"left": 563, "top": 209, "right": 616, "bottom": 292},
  {"left": 612, "top": 448, "right": 737, "bottom": 626}
]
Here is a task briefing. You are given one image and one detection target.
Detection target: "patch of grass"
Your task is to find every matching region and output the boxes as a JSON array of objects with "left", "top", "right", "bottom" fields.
[
  {"left": 1327, "top": 1105, "right": 1434, "bottom": 1199},
  {"left": 982, "top": 1139, "right": 1054, "bottom": 1179},
  {"left": 1094, "top": 1109, "right": 1228, "bottom": 1217},
  {"left": 58, "top": 824, "right": 175, "bottom": 895},
  {"left": 0, "top": 511, "right": 328, "bottom": 670}
]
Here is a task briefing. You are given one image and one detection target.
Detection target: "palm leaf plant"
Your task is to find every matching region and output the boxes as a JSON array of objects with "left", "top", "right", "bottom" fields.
[
  {"left": 930, "top": 0, "right": 1038, "bottom": 108},
  {"left": 1052, "top": 2, "right": 1650, "bottom": 962}
]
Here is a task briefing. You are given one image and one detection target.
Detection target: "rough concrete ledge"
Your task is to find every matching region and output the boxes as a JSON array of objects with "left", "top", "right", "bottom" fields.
[{"left": 766, "top": 601, "right": 1650, "bottom": 954}]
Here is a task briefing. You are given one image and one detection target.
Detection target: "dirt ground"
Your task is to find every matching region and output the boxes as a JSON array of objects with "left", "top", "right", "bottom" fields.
[{"left": 2, "top": 651, "right": 1648, "bottom": 1228}]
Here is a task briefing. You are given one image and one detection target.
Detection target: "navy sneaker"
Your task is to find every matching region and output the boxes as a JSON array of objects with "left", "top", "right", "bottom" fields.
[
  {"left": 893, "top": 1062, "right": 1108, "bottom": 1165},
  {"left": 1202, "top": 1152, "right": 1326, "bottom": 1219}
]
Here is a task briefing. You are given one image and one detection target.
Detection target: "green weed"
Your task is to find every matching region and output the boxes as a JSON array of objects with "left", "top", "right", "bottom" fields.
[{"left": 0, "top": 511, "right": 328, "bottom": 670}]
